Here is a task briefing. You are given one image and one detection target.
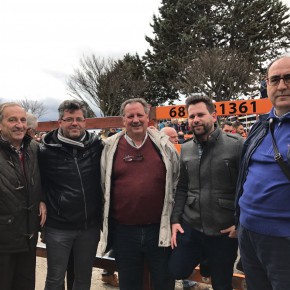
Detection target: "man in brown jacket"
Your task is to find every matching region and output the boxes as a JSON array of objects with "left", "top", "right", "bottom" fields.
[{"left": 0, "top": 102, "right": 46, "bottom": 290}]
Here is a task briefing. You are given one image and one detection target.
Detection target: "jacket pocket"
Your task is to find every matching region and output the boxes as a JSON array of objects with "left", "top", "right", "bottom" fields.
[
  {"left": 218, "top": 198, "right": 234, "bottom": 211},
  {"left": 0, "top": 215, "right": 16, "bottom": 245},
  {"left": 224, "top": 159, "right": 238, "bottom": 186},
  {"left": 186, "top": 196, "right": 197, "bottom": 209},
  {"left": 0, "top": 215, "right": 14, "bottom": 225}
]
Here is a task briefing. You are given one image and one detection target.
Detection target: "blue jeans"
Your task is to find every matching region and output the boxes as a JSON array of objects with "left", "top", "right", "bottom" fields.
[
  {"left": 44, "top": 226, "right": 100, "bottom": 290},
  {"left": 169, "top": 221, "right": 238, "bottom": 290},
  {"left": 112, "top": 223, "right": 175, "bottom": 290},
  {"left": 238, "top": 225, "right": 290, "bottom": 290}
]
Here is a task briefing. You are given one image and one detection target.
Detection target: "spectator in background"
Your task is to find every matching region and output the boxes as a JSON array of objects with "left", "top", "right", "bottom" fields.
[
  {"left": 26, "top": 113, "right": 38, "bottom": 139},
  {"left": 172, "top": 119, "right": 179, "bottom": 132},
  {"left": 221, "top": 121, "right": 233, "bottom": 134},
  {"left": 0, "top": 102, "right": 46, "bottom": 290},
  {"left": 178, "top": 131, "right": 185, "bottom": 144},
  {"left": 158, "top": 120, "right": 166, "bottom": 130},
  {"left": 232, "top": 121, "right": 245, "bottom": 137},
  {"left": 260, "top": 75, "right": 268, "bottom": 99},
  {"left": 180, "top": 121, "right": 187, "bottom": 133},
  {"left": 161, "top": 127, "right": 179, "bottom": 144}
]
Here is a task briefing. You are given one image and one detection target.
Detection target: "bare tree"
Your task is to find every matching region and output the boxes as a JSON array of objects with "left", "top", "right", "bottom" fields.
[
  {"left": 67, "top": 55, "right": 112, "bottom": 116},
  {"left": 174, "top": 48, "right": 260, "bottom": 101},
  {"left": 17, "top": 97, "right": 48, "bottom": 118},
  {"left": 67, "top": 54, "right": 148, "bottom": 117}
]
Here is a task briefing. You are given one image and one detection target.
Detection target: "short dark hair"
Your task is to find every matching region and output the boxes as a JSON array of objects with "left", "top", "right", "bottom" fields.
[
  {"left": 221, "top": 120, "right": 232, "bottom": 129},
  {"left": 185, "top": 95, "right": 215, "bottom": 113},
  {"left": 58, "top": 100, "right": 87, "bottom": 119},
  {"left": 232, "top": 121, "right": 243, "bottom": 129},
  {"left": 120, "top": 98, "right": 150, "bottom": 116}
]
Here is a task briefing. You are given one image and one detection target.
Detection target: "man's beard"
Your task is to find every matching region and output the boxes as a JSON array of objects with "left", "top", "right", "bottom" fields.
[{"left": 191, "top": 123, "right": 212, "bottom": 139}]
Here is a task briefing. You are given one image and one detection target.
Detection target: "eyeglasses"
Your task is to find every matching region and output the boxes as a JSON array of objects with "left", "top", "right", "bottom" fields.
[
  {"left": 61, "top": 117, "right": 85, "bottom": 123},
  {"left": 267, "top": 74, "right": 290, "bottom": 87},
  {"left": 123, "top": 154, "right": 144, "bottom": 162}
]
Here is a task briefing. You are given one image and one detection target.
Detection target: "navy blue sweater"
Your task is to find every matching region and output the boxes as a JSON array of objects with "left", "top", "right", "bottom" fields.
[{"left": 238, "top": 108, "right": 290, "bottom": 237}]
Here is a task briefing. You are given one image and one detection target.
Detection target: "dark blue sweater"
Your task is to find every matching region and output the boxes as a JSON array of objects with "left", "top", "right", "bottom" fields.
[{"left": 239, "top": 108, "right": 290, "bottom": 237}]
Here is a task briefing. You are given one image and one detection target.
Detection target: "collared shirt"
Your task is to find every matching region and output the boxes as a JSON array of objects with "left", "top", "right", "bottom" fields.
[
  {"left": 0, "top": 134, "right": 24, "bottom": 160},
  {"left": 124, "top": 132, "right": 148, "bottom": 148}
]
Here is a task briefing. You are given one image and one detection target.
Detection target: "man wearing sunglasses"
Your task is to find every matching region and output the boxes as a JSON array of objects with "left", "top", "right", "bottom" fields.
[
  {"left": 100, "top": 98, "right": 179, "bottom": 290},
  {"left": 236, "top": 55, "right": 290, "bottom": 290},
  {"left": 38, "top": 100, "right": 103, "bottom": 290}
]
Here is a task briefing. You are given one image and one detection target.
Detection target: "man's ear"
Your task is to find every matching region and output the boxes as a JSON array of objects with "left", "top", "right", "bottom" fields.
[{"left": 212, "top": 111, "right": 218, "bottom": 123}]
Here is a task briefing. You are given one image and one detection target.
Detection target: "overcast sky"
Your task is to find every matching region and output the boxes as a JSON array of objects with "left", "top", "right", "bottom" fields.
[
  {"left": 0, "top": 0, "right": 161, "bottom": 120},
  {"left": 1, "top": 0, "right": 290, "bottom": 121}
]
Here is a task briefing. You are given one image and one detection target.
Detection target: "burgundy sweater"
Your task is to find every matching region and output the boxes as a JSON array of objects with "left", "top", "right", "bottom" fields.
[{"left": 111, "top": 136, "right": 166, "bottom": 225}]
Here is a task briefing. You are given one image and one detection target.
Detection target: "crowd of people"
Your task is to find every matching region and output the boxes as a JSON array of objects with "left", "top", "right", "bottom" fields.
[{"left": 0, "top": 54, "right": 290, "bottom": 290}]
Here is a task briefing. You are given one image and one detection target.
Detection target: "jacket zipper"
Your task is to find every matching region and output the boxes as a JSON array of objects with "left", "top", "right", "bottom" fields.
[{"left": 74, "top": 157, "right": 88, "bottom": 229}]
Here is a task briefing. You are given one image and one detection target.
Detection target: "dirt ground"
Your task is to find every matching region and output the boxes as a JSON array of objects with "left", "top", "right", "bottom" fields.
[
  {"left": 35, "top": 239, "right": 185, "bottom": 290},
  {"left": 36, "top": 257, "right": 185, "bottom": 289},
  {"left": 36, "top": 257, "right": 121, "bottom": 290}
]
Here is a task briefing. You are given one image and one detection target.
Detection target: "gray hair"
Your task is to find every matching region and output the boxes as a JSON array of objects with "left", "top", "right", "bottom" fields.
[
  {"left": 0, "top": 102, "right": 24, "bottom": 122},
  {"left": 26, "top": 113, "right": 38, "bottom": 129},
  {"left": 120, "top": 98, "right": 150, "bottom": 116},
  {"left": 58, "top": 100, "right": 87, "bottom": 119}
]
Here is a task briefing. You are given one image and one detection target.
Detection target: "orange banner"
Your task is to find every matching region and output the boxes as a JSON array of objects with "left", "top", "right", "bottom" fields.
[{"left": 155, "top": 99, "right": 272, "bottom": 119}]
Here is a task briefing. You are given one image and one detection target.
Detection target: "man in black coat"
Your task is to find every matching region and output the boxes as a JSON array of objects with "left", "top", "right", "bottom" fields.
[{"left": 39, "top": 100, "right": 103, "bottom": 290}]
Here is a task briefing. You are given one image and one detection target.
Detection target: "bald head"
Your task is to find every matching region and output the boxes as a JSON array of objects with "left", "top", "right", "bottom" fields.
[{"left": 161, "top": 127, "right": 178, "bottom": 144}]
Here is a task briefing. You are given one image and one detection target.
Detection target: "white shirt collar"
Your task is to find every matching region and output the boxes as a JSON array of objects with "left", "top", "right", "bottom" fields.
[{"left": 124, "top": 132, "right": 148, "bottom": 149}]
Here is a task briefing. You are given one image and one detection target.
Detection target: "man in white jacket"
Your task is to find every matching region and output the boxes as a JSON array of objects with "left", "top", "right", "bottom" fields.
[{"left": 100, "top": 98, "right": 179, "bottom": 290}]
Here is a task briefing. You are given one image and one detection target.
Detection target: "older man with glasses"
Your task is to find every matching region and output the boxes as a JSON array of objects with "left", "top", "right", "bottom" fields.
[
  {"left": 100, "top": 98, "right": 179, "bottom": 290},
  {"left": 236, "top": 55, "right": 290, "bottom": 290},
  {"left": 39, "top": 100, "right": 103, "bottom": 290}
]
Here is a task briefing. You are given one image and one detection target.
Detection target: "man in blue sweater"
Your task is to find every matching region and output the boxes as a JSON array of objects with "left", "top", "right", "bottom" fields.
[{"left": 236, "top": 55, "right": 290, "bottom": 290}]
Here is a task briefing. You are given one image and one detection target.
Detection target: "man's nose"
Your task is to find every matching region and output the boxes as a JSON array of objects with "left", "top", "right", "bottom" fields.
[
  {"left": 193, "top": 116, "right": 200, "bottom": 122},
  {"left": 15, "top": 120, "right": 24, "bottom": 126}
]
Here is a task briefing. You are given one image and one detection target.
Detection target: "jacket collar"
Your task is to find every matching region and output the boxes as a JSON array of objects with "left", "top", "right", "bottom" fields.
[{"left": 193, "top": 127, "right": 221, "bottom": 144}]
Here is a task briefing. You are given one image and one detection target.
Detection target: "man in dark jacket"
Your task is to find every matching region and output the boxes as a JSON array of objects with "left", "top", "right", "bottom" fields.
[
  {"left": 39, "top": 100, "right": 103, "bottom": 290},
  {"left": 0, "top": 102, "right": 46, "bottom": 290},
  {"left": 169, "top": 95, "right": 243, "bottom": 290}
]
